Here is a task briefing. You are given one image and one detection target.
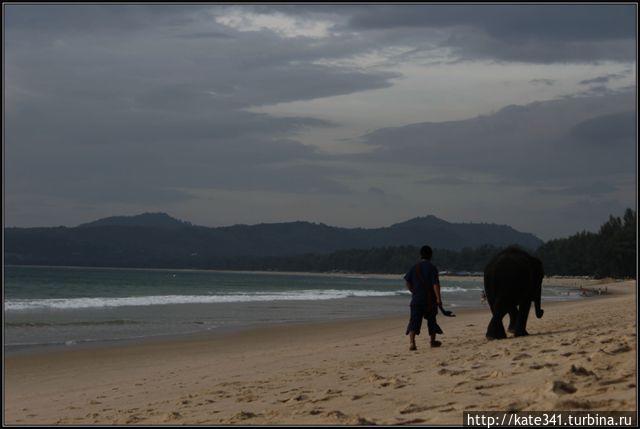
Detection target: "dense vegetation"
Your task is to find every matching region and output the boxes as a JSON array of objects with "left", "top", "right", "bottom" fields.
[
  {"left": 535, "top": 208, "right": 636, "bottom": 278},
  {"left": 218, "top": 244, "right": 504, "bottom": 275}
]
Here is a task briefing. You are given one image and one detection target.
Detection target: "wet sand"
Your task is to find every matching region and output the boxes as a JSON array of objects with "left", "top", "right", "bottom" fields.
[{"left": 4, "top": 279, "right": 636, "bottom": 425}]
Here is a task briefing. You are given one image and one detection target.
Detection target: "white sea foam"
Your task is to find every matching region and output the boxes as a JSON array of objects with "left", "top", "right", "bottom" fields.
[
  {"left": 5, "top": 289, "right": 409, "bottom": 311},
  {"left": 442, "top": 286, "right": 483, "bottom": 292}
]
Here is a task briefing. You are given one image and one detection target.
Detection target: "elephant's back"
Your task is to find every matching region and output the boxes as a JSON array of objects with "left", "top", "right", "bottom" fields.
[{"left": 485, "top": 248, "right": 533, "bottom": 285}]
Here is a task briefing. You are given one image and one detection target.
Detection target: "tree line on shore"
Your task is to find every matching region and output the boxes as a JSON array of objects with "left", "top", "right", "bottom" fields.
[
  {"left": 218, "top": 209, "right": 636, "bottom": 278},
  {"left": 535, "top": 208, "right": 635, "bottom": 278}
]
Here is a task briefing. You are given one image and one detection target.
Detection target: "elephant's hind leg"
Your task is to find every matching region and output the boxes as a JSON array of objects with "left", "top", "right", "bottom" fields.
[{"left": 486, "top": 300, "right": 508, "bottom": 340}]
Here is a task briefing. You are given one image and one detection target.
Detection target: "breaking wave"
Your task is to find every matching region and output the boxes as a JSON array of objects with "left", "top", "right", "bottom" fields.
[{"left": 5, "top": 289, "right": 409, "bottom": 311}]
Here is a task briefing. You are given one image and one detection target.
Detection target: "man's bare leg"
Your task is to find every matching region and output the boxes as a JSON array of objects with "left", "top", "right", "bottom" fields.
[
  {"left": 430, "top": 333, "right": 441, "bottom": 347},
  {"left": 409, "top": 332, "right": 417, "bottom": 350}
]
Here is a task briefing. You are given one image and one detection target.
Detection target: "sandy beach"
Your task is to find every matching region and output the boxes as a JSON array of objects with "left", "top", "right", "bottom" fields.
[{"left": 4, "top": 279, "right": 636, "bottom": 425}]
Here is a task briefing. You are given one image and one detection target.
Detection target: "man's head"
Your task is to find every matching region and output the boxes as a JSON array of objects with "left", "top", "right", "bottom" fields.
[{"left": 420, "top": 245, "right": 433, "bottom": 260}]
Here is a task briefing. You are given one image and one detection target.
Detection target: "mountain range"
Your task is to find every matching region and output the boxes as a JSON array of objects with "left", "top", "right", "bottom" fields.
[{"left": 5, "top": 212, "right": 543, "bottom": 268}]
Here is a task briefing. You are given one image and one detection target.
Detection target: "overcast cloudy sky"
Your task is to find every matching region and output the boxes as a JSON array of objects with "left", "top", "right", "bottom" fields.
[{"left": 4, "top": 4, "right": 637, "bottom": 239}]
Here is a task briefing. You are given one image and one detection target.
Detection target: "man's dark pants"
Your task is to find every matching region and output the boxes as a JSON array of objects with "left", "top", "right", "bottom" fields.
[{"left": 406, "top": 302, "right": 439, "bottom": 336}]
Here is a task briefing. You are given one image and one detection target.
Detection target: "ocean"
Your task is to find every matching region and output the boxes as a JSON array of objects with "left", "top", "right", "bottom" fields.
[{"left": 4, "top": 265, "right": 580, "bottom": 352}]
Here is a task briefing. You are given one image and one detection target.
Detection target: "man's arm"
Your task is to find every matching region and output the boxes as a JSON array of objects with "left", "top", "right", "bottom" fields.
[
  {"left": 406, "top": 281, "right": 414, "bottom": 293},
  {"left": 433, "top": 268, "right": 442, "bottom": 305},
  {"left": 434, "top": 282, "right": 442, "bottom": 305}
]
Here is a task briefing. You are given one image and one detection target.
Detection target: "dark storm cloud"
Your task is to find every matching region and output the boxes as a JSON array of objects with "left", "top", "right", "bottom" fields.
[
  {"left": 354, "top": 90, "right": 636, "bottom": 187},
  {"left": 570, "top": 111, "right": 636, "bottom": 144},
  {"left": 346, "top": 5, "right": 634, "bottom": 40},
  {"left": 272, "top": 4, "right": 636, "bottom": 63},
  {"left": 530, "top": 79, "right": 555, "bottom": 86},
  {"left": 440, "top": 29, "right": 634, "bottom": 63},
  {"left": 579, "top": 73, "right": 626, "bottom": 85}
]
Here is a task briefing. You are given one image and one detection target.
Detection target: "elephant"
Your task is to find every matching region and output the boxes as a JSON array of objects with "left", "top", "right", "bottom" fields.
[{"left": 483, "top": 246, "right": 544, "bottom": 340}]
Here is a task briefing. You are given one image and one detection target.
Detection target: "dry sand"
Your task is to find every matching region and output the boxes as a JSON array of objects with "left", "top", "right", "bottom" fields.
[{"left": 4, "top": 279, "right": 636, "bottom": 425}]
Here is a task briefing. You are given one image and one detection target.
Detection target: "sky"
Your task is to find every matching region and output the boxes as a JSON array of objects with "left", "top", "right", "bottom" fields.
[{"left": 4, "top": 4, "right": 637, "bottom": 240}]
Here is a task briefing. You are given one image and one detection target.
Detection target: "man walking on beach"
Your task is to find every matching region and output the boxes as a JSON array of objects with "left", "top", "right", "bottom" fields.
[{"left": 405, "top": 245, "right": 443, "bottom": 350}]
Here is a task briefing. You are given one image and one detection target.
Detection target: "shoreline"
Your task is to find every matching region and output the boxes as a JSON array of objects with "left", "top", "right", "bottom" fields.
[{"left": 4, "top": 279, "right": 636, "bottom": 424}]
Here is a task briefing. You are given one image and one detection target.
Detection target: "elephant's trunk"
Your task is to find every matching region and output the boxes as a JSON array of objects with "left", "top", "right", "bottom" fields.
[{"left": 534, "top": 297, "right": 544, "bottom": 318}]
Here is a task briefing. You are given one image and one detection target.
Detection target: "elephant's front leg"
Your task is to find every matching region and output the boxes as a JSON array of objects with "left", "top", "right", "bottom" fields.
[
  {"left": 514, "top": 300, "right": 531, "bottom": 337},
  {"left": 507, "top": 307, "right": 518, "bottom": 333},
  {"left": 486, "top": 299, "right": 508, "bottom": 340}
]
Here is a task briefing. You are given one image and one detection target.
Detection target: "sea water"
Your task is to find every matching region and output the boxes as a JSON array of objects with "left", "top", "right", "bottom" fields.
[{"left": 4, "top": 265, "right": 579, "bottom": 352}]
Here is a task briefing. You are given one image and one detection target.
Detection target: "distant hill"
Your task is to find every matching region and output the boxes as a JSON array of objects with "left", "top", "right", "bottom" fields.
[
  {"left": 5, "top": 213, "right": 543, "bottom": 269},
  {"left": 78, "top": 212, "right": 193, "bottom": 228}
]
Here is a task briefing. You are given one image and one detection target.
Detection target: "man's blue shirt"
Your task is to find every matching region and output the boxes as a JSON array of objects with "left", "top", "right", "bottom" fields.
[{"left": 404, "top": 260, "right": 439, "bottom": 306}]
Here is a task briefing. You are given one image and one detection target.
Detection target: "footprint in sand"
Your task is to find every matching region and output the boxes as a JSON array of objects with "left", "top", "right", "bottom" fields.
[
  {"left": 236, "top": 394, "right": 258, "bottom": 403},
  {"left": 367, "top": 373, "right": 385, "bottom": 383},
  {"left": 602, "top": 344, "right": 632, "bottom": 355},
  {"left": 512, "top": 353, "right": 531, "bottom": 361},
  {"left": 164, "top": 411, "right": 182, "bottom": 421},
  {"left": 126, "top": 415, "right": 144, "bottom": 424},
  {"left": 281, "top": 394, "right": 308, "bottom": 404},
  {"left": 472, "top": 370, "right": 503, "bottom": 381},
  {"left": 569, "top": 365, "right": 594, "bottom": 377},
  {"left": 228, "top": 411, "right": 261, "bottom": 422},
  {"left": 438, "top": 367, "right": 467, "bottom": 376},
  {"left": 474, "top": 383, "right": 505, "bottom": 391},
  {"left": 399, "top": 402, "right": 456, "bottom": 414},
  {"left": 598, "top": 374, "right": 633, "bottom": 386},
  {"left": 552, "top": 380, "right": 577, "bottom": 394},
  {"left": 326, "top": 410, "right": 348, "bottom": 421},
  {"left": 529, "top": 362, "right": 558, "bottom": 370},
  {"left": 348, "top": 416, "right": 377, "bottom": 425}
]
